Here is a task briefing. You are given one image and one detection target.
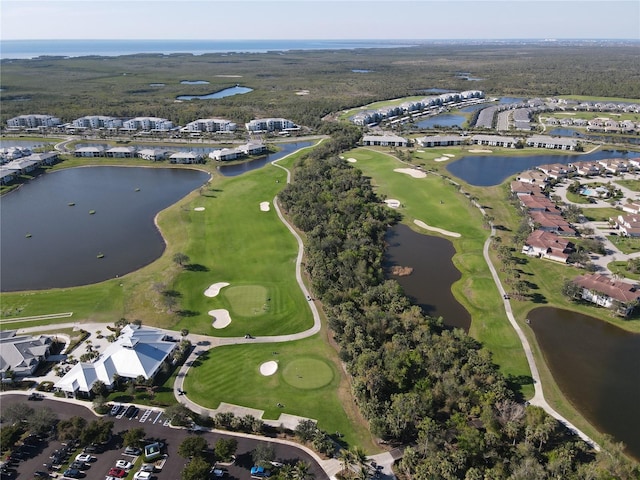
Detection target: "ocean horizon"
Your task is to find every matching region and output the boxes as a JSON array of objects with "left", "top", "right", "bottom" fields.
[{"left": 0, "top": 39, "right": 419, "bottom": 60}]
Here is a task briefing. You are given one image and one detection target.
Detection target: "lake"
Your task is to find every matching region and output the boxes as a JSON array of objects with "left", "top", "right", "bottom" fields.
[
  {"left": 0, "top": 166, "right": 209, "bottom": 291},
  {"left": 176, "top": 85, "right": 253, "bottom": 100},
  {"left": 447, "top": 149, "right": 633, "bottom": 186},
  {"left": 529, "top": 307, "right": 640, "bottom": 461},
  {"left": 384, "top": 223, "right": 471, "bottom": 331}
]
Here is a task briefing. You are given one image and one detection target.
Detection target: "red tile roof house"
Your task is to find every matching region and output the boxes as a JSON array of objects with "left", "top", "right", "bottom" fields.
[
  {"left": 519, "top": 194, "right": 559, "bottom": 213},
  {"left": 621, "top": 202, "right": 640, "bottom": 215},
  {"left": 536, "top": 163, "right": 574, "bottom": 180},
  {"left": 568, "top": 161, "right": 601, "bottom": 177},
  {"left": 521, "top": 230, "right": 575, "bottom": 263},
  {"left": 529, "top": 210, "right": 577, "bottom": 236},
  {"left": 510, "top": 181, "right": 545, "bottom": 197},
  {"left": 572, "top": 273, "right": 640, "bottom": 317}
]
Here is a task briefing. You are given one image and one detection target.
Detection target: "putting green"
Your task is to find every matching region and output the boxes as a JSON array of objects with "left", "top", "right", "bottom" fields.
[
  {"left": 282, "top": 358, "right": 334, "bottom": 389},
  {"left": 223, "top": 285, "right": 269, "bottom": 316}
]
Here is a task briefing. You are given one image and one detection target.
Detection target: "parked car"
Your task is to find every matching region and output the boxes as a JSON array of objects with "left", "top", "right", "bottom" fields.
[
  {"left": 140, "top": 464, "right": 155, "bottom": 473},
  {"left": 69, "top": 461, "right": 89, "bottom": 470},
  {"left": 75, "top": 454, "right": 95, "bottom": 463},
  {"left": 250, "top": 466, "right": 271, "bottom": 478},
  {"left": 107, "top": 467, "right": 127, "bottom": 478},
  {"left": 124, "top": 446, "right": 142, "bottom": 456},
  {"left": 27, "top": 392, "right": 44, "bottom": 401},
  {"left": 211, "top": 467, "right": 229, "bottom": 477},
  {"left": 110, "top": 404, "right": 122, "bottom": 416},
  {"left": 62, "top": 468, "right": 82, "bottom": 478},
  {"left": 133, "top": 471, "right": 152, "bottom": 480},
  {"left": 115, "top": 460, "right": 134, "bottom": 470}
]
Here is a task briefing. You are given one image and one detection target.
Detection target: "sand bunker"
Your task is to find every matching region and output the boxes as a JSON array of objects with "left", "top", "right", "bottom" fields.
[
  {"left": 385, "top": 199, "right": 401, "bottom": 208},
  {"left": 469, "top": 149, "right": 493, "bottom": 153},
  {"left": 434, "top": 157, "right": 450, "bottom": 162},
  {"left": 204, "top": 282, "right": 230, "bottom": 298},
  {"left": 347, "top": 158, "right": 357, "bottom": 163},
  {"left": 260, "top": 360, "right": 278, "bottom": 376},
  {"left": 414, "top": 219, "right": 461, "bottom": 238},
  {"left": 394, "top": 168, "right": 427, "bottom": 178},
  {"left": 295, "top": 90, "right": 310, "bottom": 95},
  {"left": 416, "top": 149, "right": 425, "bottom": 153},
  {"left": 209, "top": 309, "right": 232, "bottom": 329},
  {"left": 260, "top": 201, "right": 270, "bottom": 212},
  {"left": 443, "top": 154, "right": 455, "bottom": 158},
  {"left": 194, "top": 207, "right": 205, "bottom": 211}
]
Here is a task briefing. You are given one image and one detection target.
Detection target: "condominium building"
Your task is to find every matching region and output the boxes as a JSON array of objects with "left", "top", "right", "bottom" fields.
[{"left": 6, "top": 114, "right": 62, "bottom": 128}]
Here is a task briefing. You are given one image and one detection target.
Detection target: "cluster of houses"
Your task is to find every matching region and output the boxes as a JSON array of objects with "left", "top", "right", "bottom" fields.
[
  {"left": 6, "top": 114, "right": 299, "bottom": 135},
  {"left": 0, "top": 151, "right": 59, "bottom": 184},
  {"left": 540, "top": 116, "right": 639, "bottom": 134},
  {"left": 351, "top": 90, "right": 485, "bottom": 127},
  {"left": 72, "top": 141, "right": 266, "bottom": 164},
  {"left": 511, "top": 157, "right": 640, "bottom": 316}
]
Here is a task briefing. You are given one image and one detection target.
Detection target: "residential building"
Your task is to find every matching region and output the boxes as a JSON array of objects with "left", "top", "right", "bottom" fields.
[
  {"left": 137, "top": 149, "right": 169, "bottom": 161},
  {"left": 105, "top": 146, "right": 137, "bottom": 158},
  {"left": 245, "top": 118, "right": 298, "bottom": 133},
  {"left": 362, "top": 134, "right": 409, "bottom": 147},
  {"left": 122, "top": 117, "right": 174, "bottom": 131},
  {"left": 526, "top": 135, "right": 577, "bottom": 151},
  {"left": 569, "top": 161, "right": 601, "bottom": 176},
  {"left": 74, "top": 146, "right": 105, "bottom": 157},
  {"left": 516, "top": 170, "right": 548, "bottom": 185},
  {"left": 72, "top": 116, "right": 123, "bottom": 130},
  {"left": 521, "top": 230, "right": 575, "bottom": 263},
  {"left": 612, "top": 214, "right": 640, "bottom": 237},
  {"left": 529, "top": 210, "right": 576, "bottom": 236},
  {"left": 6, "top": 114, "right": 62, "bottom": 129},
  {"left": 471, "top": 134, "right": 520, "bottom": 148},
  {"left": 572, "top": 274, "right": 640, "bottom": 316},
  {"left": 184, "top": 118, "right": 237, "bottom": 133},
  {"left": 416, "top": 135, "right": 465, "bottom": 147},
  {"left": 169, "top": 151, "right": 204, "bottom": 164}
]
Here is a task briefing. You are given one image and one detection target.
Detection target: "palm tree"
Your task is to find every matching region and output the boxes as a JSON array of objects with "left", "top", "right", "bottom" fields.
[
  {"left": 338, "top": 449, "right": 355, "bottom": 474},
  {"left": 293, "top": 461, "right": 313, "bottom": 480}
]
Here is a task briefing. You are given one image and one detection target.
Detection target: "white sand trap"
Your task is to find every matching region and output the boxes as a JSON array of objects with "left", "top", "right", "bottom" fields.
[
  {"left": 209, "top": 309, "right": 232, "bottom": 329},
  {"left": 204, "top": 282, "right": 230, "bottom": 298},
  {"left": 260, "top": 201, "right": 270, "bottom": 212},
  {"left": 385, "top": 199, "right": 401, "bottom": 208},
  {"left": 260, "top": 360, "right": 278, "bottom": 376},
  {"left": 469, "top": 149, "right": 493, "bottom": 153},
  {"left": 394, "top": 168, "right": 427, "bottom": 178},
  {"left": 416, "top": 149, "right": 425, "bottom": 153},
  {"left": 295, "top": 90, "right": 310, "bottom": 95},
  {"left": 443, "top": 154, "right": 455, "bottom": 158},
  {"left": 194, "top": 207, "right": 205, "bottom": 211},
  {"left": 347, "top": 158, "right": 357, "bottom": 163},
  {"left": 414, "top": 219, "right": 461, "bottom": 238},
  {"left": 434, "top": 157, "right": 450, "bottom": 162}
]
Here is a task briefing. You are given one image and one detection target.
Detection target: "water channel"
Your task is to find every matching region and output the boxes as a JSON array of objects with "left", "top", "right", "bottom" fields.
[
  {"left": 528, "top": 307, "right": 640, "bottom": 460},
  {"left": 176, "top": 85, "right": 253, "bottom": 101},
  {"left": 0, "top": 167, "right": 209, "bottom": 291}
]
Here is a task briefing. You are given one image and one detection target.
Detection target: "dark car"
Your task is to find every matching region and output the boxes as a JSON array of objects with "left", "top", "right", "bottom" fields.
[
  {"left": 124, "top": 405, "right": 139, "bottom": 419},
  {"left": 27, "top": 392, "right": 44, "bottom": 401},
  {"left": 62, "top": 468, "right": 82, "bottom": 478},
  {"left": 124, "top": 446, "right": 142, "bottom": 456},
  {"left": 33, "top": 472, "right": 50, "bottom": 479}
]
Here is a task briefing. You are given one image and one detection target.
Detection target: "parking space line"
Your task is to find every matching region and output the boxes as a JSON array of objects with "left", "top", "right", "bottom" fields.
[
  {"left": 153, "top": 411, "right": 163, "bottom": 424},
  {"left": 163, "top": 419, "right": 171, "bottom": 426},
  {"left": 139, "top": 409, "right": 152, "bottom": 423}
]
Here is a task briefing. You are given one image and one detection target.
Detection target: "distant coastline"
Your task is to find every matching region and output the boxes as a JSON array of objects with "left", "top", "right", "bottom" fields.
[{"left": 0, "top": 39, "right": 418, "bottom": 60}]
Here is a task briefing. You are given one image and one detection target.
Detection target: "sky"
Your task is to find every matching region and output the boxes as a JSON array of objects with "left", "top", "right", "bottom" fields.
[{"left": 1, "top": 0, "right": 639, "bottom": 41}]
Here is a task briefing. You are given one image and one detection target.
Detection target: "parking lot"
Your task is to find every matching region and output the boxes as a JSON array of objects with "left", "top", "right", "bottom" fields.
[{"left": 1, "top": 394, "right": 328, "bottom": 480}]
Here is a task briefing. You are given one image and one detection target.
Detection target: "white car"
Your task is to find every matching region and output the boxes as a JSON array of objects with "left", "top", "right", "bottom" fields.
[
  {"left": 134, "top": 471, "right": 152, "bottom": 480},
  {"left": 75, "top": 453, "right": 95, "bottom": 462},
  {"left": 115, "top": 460, "right": 134, "bottom": 470}
]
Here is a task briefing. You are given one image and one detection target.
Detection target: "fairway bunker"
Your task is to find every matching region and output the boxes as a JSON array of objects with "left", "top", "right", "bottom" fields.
[
  {"left": 384, "top": 199, "right": 401, "bottom": 208},
  {"left": 346, "top": 158, "right": 357, "bottom": 163},
  {"left": 194, "top": 207, "right": 205, "bottom": 211},
  {"left": 394, "top": 168, "right": 427, "bottom": 178},
  {"left": 260, "top": 201, "right": 270, "bottom": 211},
  {"left": 414, "top": 219, "right": 461, "bottom": 238},
  {"left": 209, "top": 309, "right": 232, "bottom": 328},
  {"left": 204, "top": 282, "right": 230, "bottom": 297},
  {"left": 260, "top": 360, "right": 278, "bottom": 376}
]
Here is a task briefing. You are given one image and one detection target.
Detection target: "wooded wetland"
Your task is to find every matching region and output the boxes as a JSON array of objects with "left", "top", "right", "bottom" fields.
[{"left": 2, "top": 42, "right": 640, "bottom": 479}]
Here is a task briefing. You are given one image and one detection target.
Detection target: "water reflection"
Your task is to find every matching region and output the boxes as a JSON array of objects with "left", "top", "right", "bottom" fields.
[
  {"left": 384, "top": 223, "right": 470, "bottom": 331},
  {"left": 529, "top": 307, "right": 640, "bottom": 461}
]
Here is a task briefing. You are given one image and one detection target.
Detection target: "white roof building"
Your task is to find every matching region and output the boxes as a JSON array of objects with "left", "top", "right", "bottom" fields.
[
  {"left": 54, "top": 325, "right": 177, "bottom": 396},
  {"left": 0, "top": 331, "right": 52, "bottom": 377}
]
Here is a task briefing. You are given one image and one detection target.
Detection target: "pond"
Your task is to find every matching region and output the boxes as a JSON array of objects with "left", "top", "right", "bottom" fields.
[
  {"left": 548, "top": 128, "right": 585, "bottom": 137},
  {"left": 176, "top": 85, "right": 253, "bottom": 100},
  {"left": 180, "top": 80, "right": 210, "bottom": 85},
  {"left": 0, "top": 140, "right": 54, "bottom": 148},
  {"left": 384, "top": 223, "right": 471, "bottom": 331},
  {"left": 529, "top": 307, "right": 640, "bottom": 461},
  {"left": 0, "top": 166, "right": 209, "bottom": 291},
  {"left": 447, "top": 149, "right": 633, "bottom": 187},
  {"left": 415, "top": 114, "right": 467, "bottom": 129}
]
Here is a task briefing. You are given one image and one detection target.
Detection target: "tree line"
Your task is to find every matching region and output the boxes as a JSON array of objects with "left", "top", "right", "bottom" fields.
[{"left": 278, "top": 130, "right": 639, "bottom": 479}]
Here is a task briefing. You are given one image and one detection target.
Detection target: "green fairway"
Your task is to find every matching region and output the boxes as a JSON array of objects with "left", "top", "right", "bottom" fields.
[
  {"left": 183, "top": 336, "right": 376, "bottom": 450},
  {"left": 344, "top": 147, "right": 533, "bottom": 393}
]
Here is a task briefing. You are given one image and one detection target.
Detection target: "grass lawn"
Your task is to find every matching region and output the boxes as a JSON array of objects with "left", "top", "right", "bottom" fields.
[
  {"left": 583, "top": 207, "right": 620, "bottom": 222},
  {"left": 565, "top": 191, "right": 591, "bottom": 204},
  {"left": 183, "top": 334, "right": 378, "bottom": 451},
  {"left": 608, "top": 235, "right": 640, "bottom": 254},
  {"left": 614, "top": 179, "right": 640, "bottom": 192},
  {"left": 344, "top": 147, "right": 532, "bottom": 393},
  {"left": 607, "top": 261, "right": 640, "bottom": 281}
]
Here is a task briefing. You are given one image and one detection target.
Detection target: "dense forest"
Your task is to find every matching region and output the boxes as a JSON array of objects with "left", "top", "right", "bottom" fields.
[
  {"left": 2, "top": 42, "right": 639, "bottom": 129},
  {"left": 278, "top": 127, "right": 639, "bottom": 479}
]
